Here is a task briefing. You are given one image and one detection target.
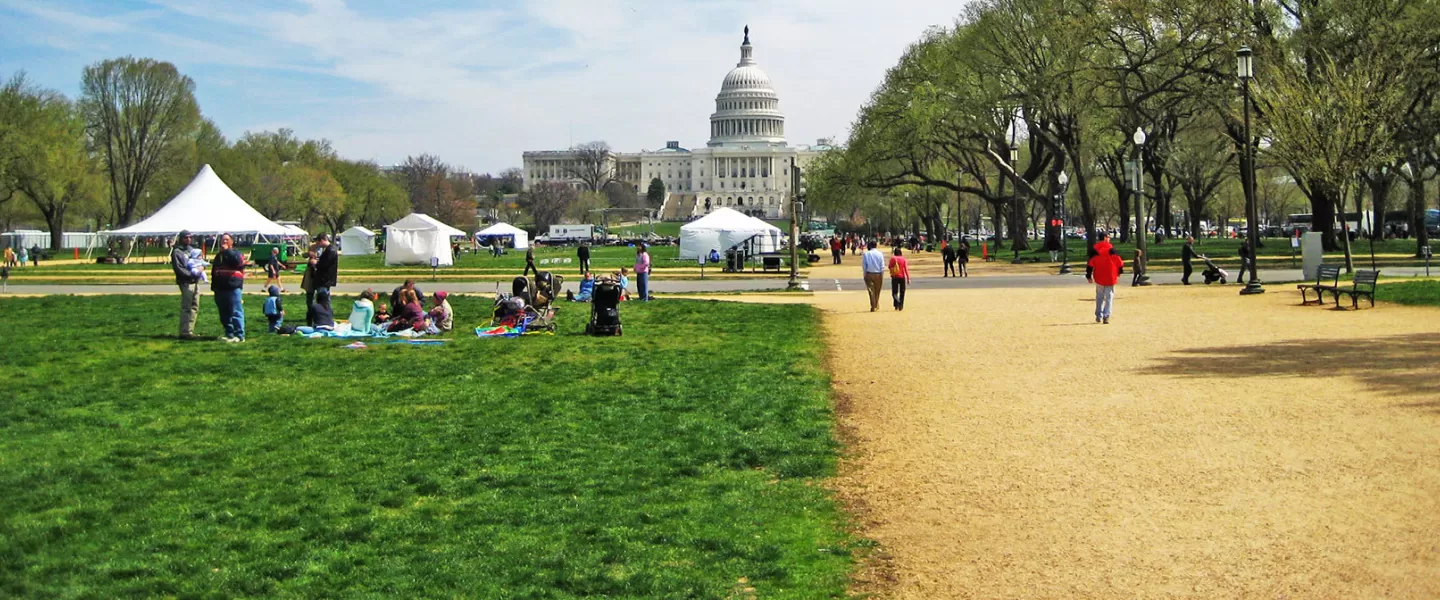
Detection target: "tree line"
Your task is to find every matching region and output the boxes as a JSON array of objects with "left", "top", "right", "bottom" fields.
[
  {"left": 0, "top": 57, "right": 529, "bottom": 249},
  {"left": 809, "top": 0, "right": 1439, "bottom": 263}
]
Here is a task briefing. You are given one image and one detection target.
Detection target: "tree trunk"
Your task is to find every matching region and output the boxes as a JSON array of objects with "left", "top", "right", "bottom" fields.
[
  {"left": 1368, "top": 176, "right": 1389, "bottom": 241},
  {"left": 1009, "top": 194, "right": 1030, "bottom": 252},
  {"left": 1309, "top": 182, "right": 1339, "bottom": 251},
  {"left": 1335, "top": 191, "right": 1354, "bottom": 273}
]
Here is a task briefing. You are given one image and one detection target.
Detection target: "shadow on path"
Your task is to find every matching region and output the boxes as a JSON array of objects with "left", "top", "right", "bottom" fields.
[{"left": 1142, "top": 333, "right": 1440, "bottom": 403}]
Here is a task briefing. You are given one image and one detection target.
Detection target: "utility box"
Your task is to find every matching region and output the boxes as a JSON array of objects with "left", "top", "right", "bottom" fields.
[{"left": 1301, "top": 232, "right": 1324, "bottom": 280}]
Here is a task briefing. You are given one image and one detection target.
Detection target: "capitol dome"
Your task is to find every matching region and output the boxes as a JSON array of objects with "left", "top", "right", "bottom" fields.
[{"left": 708, "top": 26, "right": 786, "bottom": 147}]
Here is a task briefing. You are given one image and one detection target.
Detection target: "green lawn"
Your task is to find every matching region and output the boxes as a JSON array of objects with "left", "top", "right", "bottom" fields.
[
  {"left": 0, "top": 296, "right": 853, "bottom": 598},
  {"left": 1376, "top": 280, "right": 1440, "bottom": 307}
]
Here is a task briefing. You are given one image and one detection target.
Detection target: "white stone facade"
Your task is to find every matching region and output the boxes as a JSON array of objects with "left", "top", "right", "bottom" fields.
[{"left": 521, "top": 27, "right": 830, "bottom": 220}]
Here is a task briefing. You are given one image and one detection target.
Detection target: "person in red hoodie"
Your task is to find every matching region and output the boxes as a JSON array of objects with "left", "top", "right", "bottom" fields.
[{"left": 1086, "top": 232, "right": 1125, "bottom": 324}]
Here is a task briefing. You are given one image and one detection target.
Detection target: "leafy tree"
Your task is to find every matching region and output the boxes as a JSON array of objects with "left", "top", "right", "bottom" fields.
[
  {"left": 3, "top": 83, "right": 100, "bottom": 249},
  {"left": 79, "top": 57, "right": 200, "bottom": 226},
  {"left": 646, "top": 177, "right": 666, "bottom": 207}
]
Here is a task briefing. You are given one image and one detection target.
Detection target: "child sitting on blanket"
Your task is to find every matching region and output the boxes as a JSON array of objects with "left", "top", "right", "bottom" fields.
[
  {"left": 373, "top": 302, "right": 391, "bottom": 325},
  {"left": 187, "top": 247, "right": 210, "bottom": 283},
  {"left": 263, "top": 285, "right": 285, "bottom": 332}
]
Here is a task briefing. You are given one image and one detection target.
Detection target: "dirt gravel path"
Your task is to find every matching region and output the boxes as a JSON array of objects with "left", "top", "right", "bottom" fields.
[{"left": 804, "top": 283, "right": 1440, "bottom": 599}]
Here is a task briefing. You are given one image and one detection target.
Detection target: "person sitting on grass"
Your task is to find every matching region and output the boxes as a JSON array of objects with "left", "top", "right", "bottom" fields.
[
  {"left": 263, "top": 286, "right": 285, "bottom": 332},
  {"left": 388, "top": 288, "right": 427, "bottom": 332},
  {"left": 309, "top": 288, "right": 336, "bottom": 331},
  {"left": 373, "top": 302, "right": 391, "bottom": 326},
  {"left": 348, "top": 289, "right": 377, "bottom": 335},
  {"left": 429, "top": 291, "right": 454, "bottom": 332},
  {"left": 390, "top": 279, "right": 424, "bottom": 311},
  {"left": 568, "top": 272, "right": 595, "bottom": 302}
]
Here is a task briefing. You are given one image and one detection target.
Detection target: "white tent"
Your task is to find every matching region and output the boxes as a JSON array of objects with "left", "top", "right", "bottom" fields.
[
  {"left": 679, "top": 208, "right": 782, "bottom": 259},
  {"left": 109, "top": 165, "right": 291, "bottom": 236},
  {"left": 279, "top": 223, "right": 309, "bottom": 239},
  {"left": 339, "top": 226, "right": 376, "bottom": 255},
  {"left": 385, "top": 213, "right": 467, "bottom": 266},
  {"left": 476, "top": 222, "right": 530, "bottom": 249}
]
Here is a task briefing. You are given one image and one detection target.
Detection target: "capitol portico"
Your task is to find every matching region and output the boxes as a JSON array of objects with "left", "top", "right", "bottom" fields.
[{"left": 521, "top": 27, "right": 831, "bottom": 220}]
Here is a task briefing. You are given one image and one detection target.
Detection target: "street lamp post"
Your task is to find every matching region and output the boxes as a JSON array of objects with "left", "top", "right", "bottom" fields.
[
  {"left": 1237, "top": 45, "right": 1265, "bottom": 295},
  {"left": 1132, "top": 127, "right": 1151, "bottom": 285},
  {"left": 788, "top": 157, "right": 805, "bottom": 290},
  {"left": 1057, "top": 170, "right": 1072, "bottom": 274}
]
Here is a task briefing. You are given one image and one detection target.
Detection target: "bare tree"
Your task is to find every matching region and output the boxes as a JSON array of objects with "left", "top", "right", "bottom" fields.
[
  {"left": 562, "top": 141, "right": 614, "bottom": 192},
  {"left": 522, "top": 181, "right": 577, "bottom": 231},
  {"left": 80, "top": 57, "right": 200, "bottom": 226}
]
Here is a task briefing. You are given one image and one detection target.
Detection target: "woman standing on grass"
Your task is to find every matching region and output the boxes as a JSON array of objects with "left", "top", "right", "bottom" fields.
[
  {"left": 888, "top": 246, "right": 912, "bottom": 311},
  {"left": 634, "top": 243, "right": 652, "bottom": 302}
]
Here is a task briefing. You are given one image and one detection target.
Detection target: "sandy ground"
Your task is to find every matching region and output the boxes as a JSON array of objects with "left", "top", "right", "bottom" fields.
[{"left": 720, "top": 279, "right": 1440, "bottom": 598}]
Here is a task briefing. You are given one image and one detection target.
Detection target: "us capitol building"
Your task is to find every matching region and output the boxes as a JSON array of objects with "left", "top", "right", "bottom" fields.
[{"left": 521, "top": 27, "right": 832, "bottom": 220}]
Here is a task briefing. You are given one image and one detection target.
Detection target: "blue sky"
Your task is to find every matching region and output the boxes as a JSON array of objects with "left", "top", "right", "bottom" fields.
[{"left": 1, "top": 0, "right": 962, "bottom": 173}]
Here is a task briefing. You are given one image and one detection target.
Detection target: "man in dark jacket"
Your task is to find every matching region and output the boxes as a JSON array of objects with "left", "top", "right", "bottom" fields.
[
  {"left": 170, "top": 230, "right": 200, "bottom": 339},
  {"left": 941, "top": 240, "right": 957, "bottom": 277},
  {"left": 308, "top": 233, "right": 339, "bottom": 326},
  {"left": 211, "top": 233, "right": 248, "bottom": 342},
  {"left": 577, "top": 243, "right": 591, "bottom": 274},
  {"left": 523, "top": 246, "right": 537, "bottom": 276},
  {"left": 1181, "top": 236, "right": 1197, "bottom": 285}
]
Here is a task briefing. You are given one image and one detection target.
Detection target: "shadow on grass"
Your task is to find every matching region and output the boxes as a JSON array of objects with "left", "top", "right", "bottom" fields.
[{"left": 1143, "top": 333, "right": 1440, "bottom": 403}]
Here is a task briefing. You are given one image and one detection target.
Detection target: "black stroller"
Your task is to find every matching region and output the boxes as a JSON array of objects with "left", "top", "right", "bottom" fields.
[
  {"left": 1199, "top": 254, "right": 1229, "bottom": 284},
  {"left": 533, "top": 271, "right": 564, "bottom": 311},
  {"left": 586, "top": 277, "right": 623, "bottom": 336}
]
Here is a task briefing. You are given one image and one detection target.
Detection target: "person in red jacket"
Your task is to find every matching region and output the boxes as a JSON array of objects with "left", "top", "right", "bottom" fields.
[{"left": 1086, "top": 232, "right": 1125, "bottom": 324}]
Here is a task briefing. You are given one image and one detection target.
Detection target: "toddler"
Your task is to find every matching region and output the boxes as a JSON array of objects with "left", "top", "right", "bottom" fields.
[
  {"left": 263, "top": 286, "right": 285, "bottom": 332},
  {"left": 187, "top": 247, "right": 210, "bottom": 283}
]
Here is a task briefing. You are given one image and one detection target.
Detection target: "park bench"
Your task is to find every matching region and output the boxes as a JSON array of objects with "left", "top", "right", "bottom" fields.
[
  {"left": 1334, "top": 269, "right": 1380, "bottom": 310},
  {"left": 1297, "top": 264, "right": 1340, "bottom": 305}
]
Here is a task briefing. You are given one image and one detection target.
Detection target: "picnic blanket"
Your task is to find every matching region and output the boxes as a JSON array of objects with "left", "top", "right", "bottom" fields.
[{"left": 476, "top": 313, "right": 535, "bottom": 338}]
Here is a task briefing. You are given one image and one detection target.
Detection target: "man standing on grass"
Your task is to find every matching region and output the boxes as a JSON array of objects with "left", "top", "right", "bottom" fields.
[
  {"left": 210, "top": 233, "right": 248, "bottom": 342},
  {"left": 577, "top": 242, "right": 591, "bottom": 274},
  {"left": 171, "top": 230, "right": 200, "bottom": 339},
  {"left": 1086, "top": 232, "right": 1124, "bottom": 324},
  {"left": 861, "top": 240, "right": 886, "bottom": 312},
  {"left": 309, "top": 233, "right": 338, "bottom": 326}
]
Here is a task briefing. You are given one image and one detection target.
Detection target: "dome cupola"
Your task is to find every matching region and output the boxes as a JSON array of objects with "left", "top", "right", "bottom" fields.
[{"left": 708, "top": 26, "right": 786, "bottom": 147}]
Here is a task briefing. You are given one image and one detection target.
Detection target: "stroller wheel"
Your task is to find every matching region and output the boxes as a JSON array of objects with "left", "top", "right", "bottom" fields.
[
  {"left": 616, "top": 325, "right": 623, "bottom": 336},
  {"left": 1220, "top": 277, "right": 1227, "bottom": 284}
]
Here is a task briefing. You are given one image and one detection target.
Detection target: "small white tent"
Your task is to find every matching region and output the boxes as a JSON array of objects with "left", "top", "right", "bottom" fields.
[
  {"left": 476, "top": 222, "right": 530, "bottom": 249},
  {"left": 109, "top": 165, "right": 291, "bottom": 236},
  {"left": 339, "top": 226, "right": 376, "bottom": 255},
  {"left": 679, "top": 208, "right": 782, "bottom": 259},
  {"left": 384, "top": 213, "right": 466, "bottom": 266}
]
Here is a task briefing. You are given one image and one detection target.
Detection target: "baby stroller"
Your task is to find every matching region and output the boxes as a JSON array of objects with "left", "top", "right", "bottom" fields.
[
  {"left": 533, "top": 271, "right": 564, "bottom": 311},
  {"left": 489, "top": 291, "right": 558, "bottom": 334},
  {"left": 511, "top": 276, "right": 530, "bottom": 305},
  {"left": 586, "top": 277, "right": 622, "bottom": 336},
  {"left": 1199, "top": 254, "right": 1229, "bottom": 284}
]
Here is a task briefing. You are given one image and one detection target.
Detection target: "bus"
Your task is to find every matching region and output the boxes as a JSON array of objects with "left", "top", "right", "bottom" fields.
[{"left": 1283, "top": 212, "right": 1374, "bottom": 237}]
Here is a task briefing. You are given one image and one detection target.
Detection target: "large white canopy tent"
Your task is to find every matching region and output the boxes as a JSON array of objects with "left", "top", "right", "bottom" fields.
[
  {"left": 475, "top": 222, "right": 529, "bottom": 249},
  {"left": 338, "top": 226, "right": 376, "bottom": 255},
  {"left": 385, "top": 213, "right": 467, "bottom": 266},
  {"left": 108, "top": 165, "right": 291, "bottom": 237},
  {"left": 678, "top": 207, "right": 782, "bottom": 259}
]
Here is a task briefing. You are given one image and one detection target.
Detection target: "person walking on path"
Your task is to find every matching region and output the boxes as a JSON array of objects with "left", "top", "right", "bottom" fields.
[
  {"left": 29, "top": 244, "right": 40, "bottom": 267},
  {"left": 1130, "top": 248, "right": 1146, "bottom": 287},
  {"left": 957, "top": 239, "right": 970, "bottom": 277},
  {"left": 1181, "top": 236, "right": 1197, "bottom": 285},
  {"left": 861, "top": 241, "right": 886, "bottom": 312},
  {"left": 634, "top": 243, "right": 652, "bottom": 301},
  {"left": 888, "top": 246, "right": 912, "bottom": 311},
  {"left": 942, "top": 241, "right": 957, "bottom": 277},
  {"left": 1237, "top": 240, "right": 1254, "bottom": 285},
  {"left": 1086, "top": 232, "right": 1124, "bottom": 324},
  {"left": 308, "top": 233, "right": 338, "bottom": 326},
  {"left": 263, "top": 247, "right": 286, "bottom": 292},
  {"left": 523, "top": 246, "right": 538, "bottom": 276},
  {"left": 210, "top": 233, "right": 248, "bottom": 342},
  {"left": 577, "top": 243, "right": 591, "bottom": 274},
  {"left": 170, "top": 230, "right": 201, "bottom": 339},
  {"left": 830, "top": 237, "right": 843, "bottom": 264},
  {"left": 16, "top": 246, "right": 27, "bottom": 268}
]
